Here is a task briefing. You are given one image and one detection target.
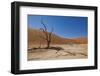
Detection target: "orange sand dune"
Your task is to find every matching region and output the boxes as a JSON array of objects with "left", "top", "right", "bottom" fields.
[{"left": 28, "top": 28, "right": 87, "bottom": 45}]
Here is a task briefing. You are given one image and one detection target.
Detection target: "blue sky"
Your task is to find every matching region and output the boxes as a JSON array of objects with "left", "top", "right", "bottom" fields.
[{"left": 28, "top": 15, "right": 88, "bottom": 38}]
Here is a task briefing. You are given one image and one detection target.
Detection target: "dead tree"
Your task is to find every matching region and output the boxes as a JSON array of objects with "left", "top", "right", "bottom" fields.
[{"left": 40, "top": 19, "right": 53, "bottom": 48}]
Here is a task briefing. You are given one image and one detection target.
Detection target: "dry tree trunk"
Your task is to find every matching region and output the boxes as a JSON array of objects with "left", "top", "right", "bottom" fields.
[{"left": 40, "top": 18, "right": 53, "bottom": 48}]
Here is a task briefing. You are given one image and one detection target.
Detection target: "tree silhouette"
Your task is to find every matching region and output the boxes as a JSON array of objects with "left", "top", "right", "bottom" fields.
[{"left": 40, "top": 18, "right": 53, "bottom": 48}]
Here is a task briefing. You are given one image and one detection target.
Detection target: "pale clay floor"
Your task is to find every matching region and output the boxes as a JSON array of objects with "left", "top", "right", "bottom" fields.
[{"left": 28, "top": 44, "right": 87, "bottom": 61}]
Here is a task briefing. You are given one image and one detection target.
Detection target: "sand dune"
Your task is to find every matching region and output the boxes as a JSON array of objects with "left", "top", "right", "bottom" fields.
[{"left": 28, "top": 28, "right": 87, "bottom": 46}]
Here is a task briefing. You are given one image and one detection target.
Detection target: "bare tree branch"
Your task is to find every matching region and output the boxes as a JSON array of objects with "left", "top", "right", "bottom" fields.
[
  {"left": 40, "top": 18, "right": 54, "bottom": 48},
  {"left": 48, "top": 27, "right": 54, "bottom": 42},
  {"left": 41, "top": 18, "right": 47, "bottom": 32},
  {"left": 40, "top": 19, "right": 49, "bottom": 40}
]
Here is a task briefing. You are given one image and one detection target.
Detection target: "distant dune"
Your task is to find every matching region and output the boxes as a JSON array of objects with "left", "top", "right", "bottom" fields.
[{"left": 28, "top": 28, "right": 87, "bottom": 45}]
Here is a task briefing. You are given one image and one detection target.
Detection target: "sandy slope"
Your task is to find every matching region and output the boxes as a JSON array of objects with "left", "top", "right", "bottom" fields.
[
  {"left": 28, "top": 28, "right": 87, "bottom": 45},
  {"left": 28, "top": 44, "right": 87, "bottom": 61}
]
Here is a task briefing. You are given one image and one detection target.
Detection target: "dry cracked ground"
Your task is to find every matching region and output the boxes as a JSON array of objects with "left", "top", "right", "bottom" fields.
[{"left": 28, "top": 44, "right": 87, "bottom": 61}]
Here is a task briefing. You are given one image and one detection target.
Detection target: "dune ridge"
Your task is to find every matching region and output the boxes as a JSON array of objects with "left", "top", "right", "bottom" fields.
[{"left": 28, "top": 28, "right": 87, "bottom": 45}]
